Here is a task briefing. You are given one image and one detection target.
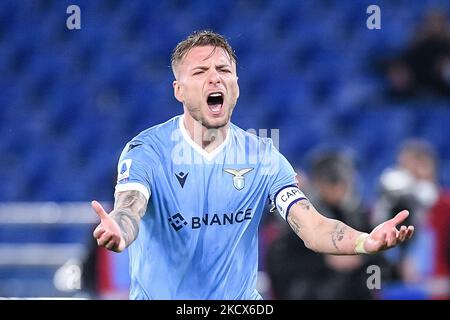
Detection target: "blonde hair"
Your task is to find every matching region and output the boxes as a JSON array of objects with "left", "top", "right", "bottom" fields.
[{"left": 171, "top": 30, "right": 237, "bottom": 76}]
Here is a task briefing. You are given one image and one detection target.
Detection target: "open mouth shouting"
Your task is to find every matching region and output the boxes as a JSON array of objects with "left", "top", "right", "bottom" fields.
[{"left": 207, "top": 92, "right": 224, "bottom": 115}]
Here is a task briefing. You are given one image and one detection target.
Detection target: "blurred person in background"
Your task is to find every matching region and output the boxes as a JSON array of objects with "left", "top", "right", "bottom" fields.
[
  {"left": 372, "top": 139, "right": 450, "bottom": 299},
  {"left": 384, "top": 9, "right": 450, "bottom": 99},
  {"left": 266, "top": 152, "right": 388, "bottom": 299}
]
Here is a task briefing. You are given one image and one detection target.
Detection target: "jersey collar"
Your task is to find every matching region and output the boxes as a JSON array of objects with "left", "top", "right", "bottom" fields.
[{"left": 178, "top": 115, "right": 231, "bottom": 162}]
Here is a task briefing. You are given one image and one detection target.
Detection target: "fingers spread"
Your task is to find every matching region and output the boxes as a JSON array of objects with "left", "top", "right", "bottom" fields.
[
  {"left": 405, "top": 226, "right": 415, "bottom": 239},
  {"left": 105, "top": 240, "right": 116, "bottom": 251},
  {"left": 398, "top": 226, "right": 407, "bottom": 242},
  {"left": 91, "top": 200, "right": 108, "bottom": 220},
  {"left": 97, "top": 232, "right": 114, "bottom": 247},
  {"left": 379, "top": 232, "right": 388, "bottom": 251},
  {"left": 391, "top": 210, "right": 409, "bottom": 226},
  {"left": 388, "top": 227, "right": 397, "bottom": 247},
  {"left": 93, "top": 225, "right": 105, "bottom": 238}
]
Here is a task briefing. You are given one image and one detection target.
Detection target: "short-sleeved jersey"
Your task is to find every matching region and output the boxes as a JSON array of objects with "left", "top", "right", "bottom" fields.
[{"left": 115, "top": 115, "right": 297, "bottom": 299}]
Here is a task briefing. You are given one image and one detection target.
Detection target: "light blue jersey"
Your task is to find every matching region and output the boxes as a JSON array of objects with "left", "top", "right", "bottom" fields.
[{"left": 115, "top": 115, "right": 297, "bottom": 299}]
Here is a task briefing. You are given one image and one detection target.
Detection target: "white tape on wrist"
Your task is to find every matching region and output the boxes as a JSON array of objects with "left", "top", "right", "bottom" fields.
[
  {"left": 355, "top": 233, "right": 370, "bottom": 254},
  {"left": 274, "top": 186, "right": 307, "bottom": 220}
]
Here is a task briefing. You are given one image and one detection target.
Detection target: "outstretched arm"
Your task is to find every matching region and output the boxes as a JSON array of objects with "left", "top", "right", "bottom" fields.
[
  {"left": 92, "top": 190, "right": 148, "bottom": 253},
  {"left": 287, "top": 198, "right": 414, "bottom": 255}
]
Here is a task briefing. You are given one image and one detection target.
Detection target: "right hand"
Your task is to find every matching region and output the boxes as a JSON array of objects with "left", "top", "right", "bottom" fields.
[{"left": 92, "top": 200, "right": 126, "bottom": 252}]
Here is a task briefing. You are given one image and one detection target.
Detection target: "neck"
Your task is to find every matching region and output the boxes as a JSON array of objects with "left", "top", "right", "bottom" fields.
[{"left": 182, "top": 114, "right": 229, "bottom": 152}]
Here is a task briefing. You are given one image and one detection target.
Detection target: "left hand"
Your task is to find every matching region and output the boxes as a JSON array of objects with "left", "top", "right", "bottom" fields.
[{"left": 364, "top": 210, "right": 414, "bottom": 254}]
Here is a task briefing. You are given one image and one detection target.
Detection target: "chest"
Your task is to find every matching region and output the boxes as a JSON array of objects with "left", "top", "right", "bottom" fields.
[{"left": 159, "top": 162, "right": 259, "bottom": 208}]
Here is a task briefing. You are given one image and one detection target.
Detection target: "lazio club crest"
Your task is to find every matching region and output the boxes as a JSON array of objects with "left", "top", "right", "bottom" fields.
[{"left": 223, "top": 168, "right": 253, "bottom": 190}]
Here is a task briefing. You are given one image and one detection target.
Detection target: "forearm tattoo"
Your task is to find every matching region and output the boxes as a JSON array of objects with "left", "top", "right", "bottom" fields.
[
  {"left": 110, "top": 190, "right": 148, "bottom": 246},
  {"left": 287, "top": 215, "right": 301, "bottom": 235},
  {"left": 297, "top": 201, "right": 310, "bottom": 211},
  {"left": 331, "top": 221, "right": 347, "bottom": 251},
  {"left": 287, "top": 200, "right": 311, "bottom": 235}
]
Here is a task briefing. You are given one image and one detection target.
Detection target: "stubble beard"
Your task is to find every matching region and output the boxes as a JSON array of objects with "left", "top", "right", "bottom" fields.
[{"left": 188, "top": 104, "right": 234, "bottom": 130}]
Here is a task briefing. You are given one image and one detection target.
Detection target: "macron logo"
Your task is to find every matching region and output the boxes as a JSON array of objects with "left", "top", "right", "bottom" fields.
[{"left": 175, "top": 172, "right": 189, "bottom": 188}]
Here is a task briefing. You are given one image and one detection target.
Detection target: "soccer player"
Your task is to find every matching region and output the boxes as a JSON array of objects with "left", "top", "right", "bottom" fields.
[{"left": 91, "top": 30, "right": 414, "bottom": 299}]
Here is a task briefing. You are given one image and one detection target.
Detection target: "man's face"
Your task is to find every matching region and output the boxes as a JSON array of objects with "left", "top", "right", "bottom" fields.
[
  {"left": 173, "top": 45, "right": 239, "bottom": 129},
  {"left": 315, "top": 180, "right": 349, "bottom": 206},
  {"left": 399, "top": 151, "right": 436, "bottom": 181}
]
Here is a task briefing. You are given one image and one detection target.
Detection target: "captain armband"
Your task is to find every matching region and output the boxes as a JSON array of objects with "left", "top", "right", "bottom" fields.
[{"left": 273, "top": 186, "right": 308, "bottom": 220}]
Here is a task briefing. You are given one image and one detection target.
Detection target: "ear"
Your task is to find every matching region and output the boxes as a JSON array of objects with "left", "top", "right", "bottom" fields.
[
  {"left": 173, "top": 80, "right": 183, "bottom": 103},
  {"left": 236, "top": 77, "right": 240, "bottom": 100}
]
